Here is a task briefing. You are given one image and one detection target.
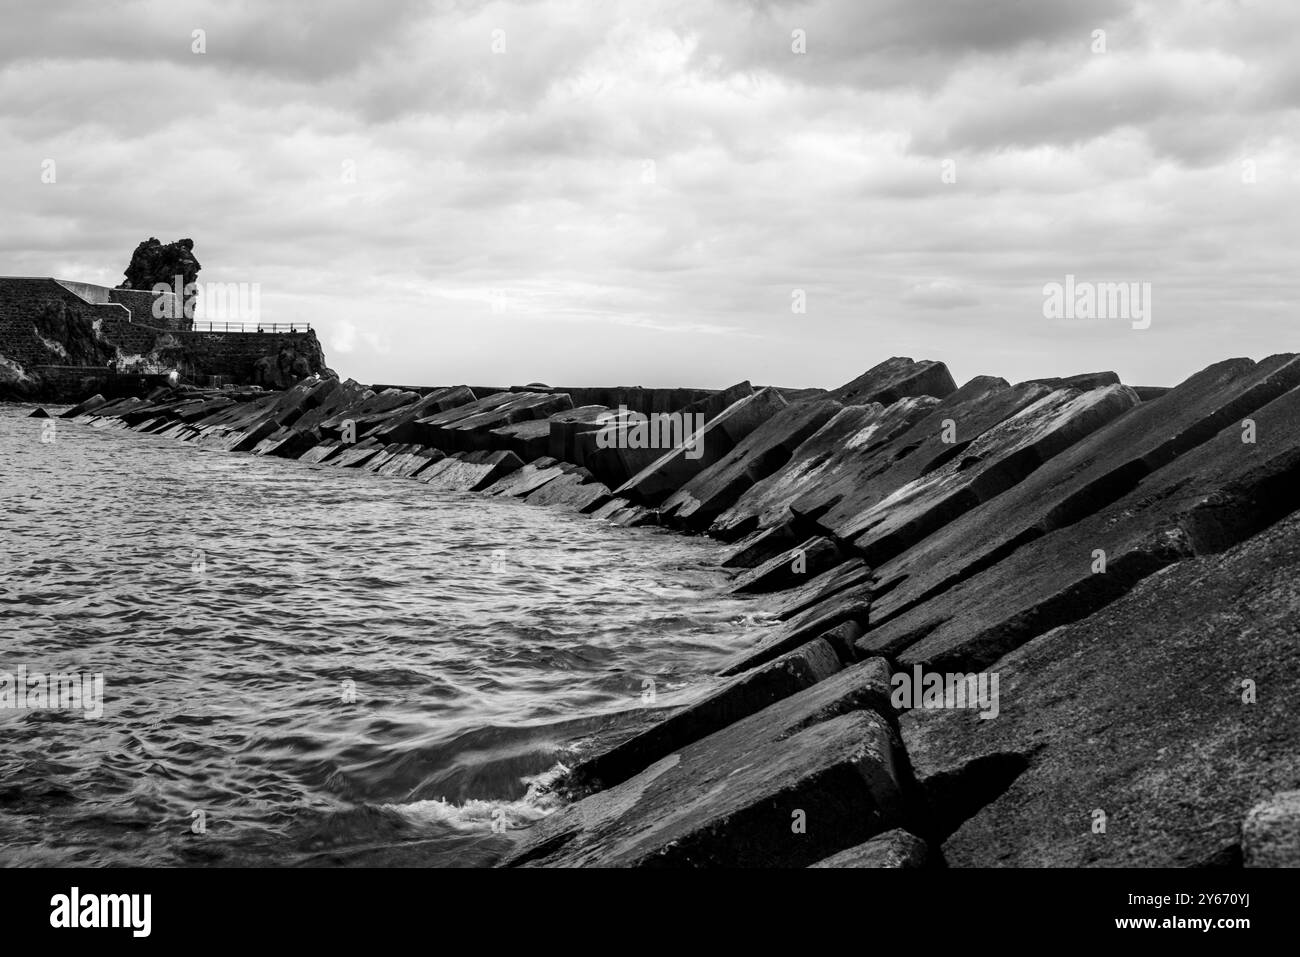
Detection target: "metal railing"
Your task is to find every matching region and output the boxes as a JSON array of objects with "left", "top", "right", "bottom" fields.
[{"left": 188, "top": 321, "right": 312, "bottom": 333}]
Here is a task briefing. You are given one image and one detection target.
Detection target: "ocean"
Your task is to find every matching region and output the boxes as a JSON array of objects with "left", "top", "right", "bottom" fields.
[{"left": 0, "top": 405, "right": 768, "bottom": 867}]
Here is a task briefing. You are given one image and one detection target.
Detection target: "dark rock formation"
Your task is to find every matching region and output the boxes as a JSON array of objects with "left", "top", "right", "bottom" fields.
[
  {"left": 118, "top": 237, "right": 201, "bottom": 297},
  {"left": 249, "top": 336, "right": 332, "bottom": 389},
  {"left": 34, "top": 300, "right": 117, "bottom": 366},
  {"left": 809, "top": 829, "right": 931, "bottom": 868},
  {"left": 0, "top": 354, "right": 38, "bottom": 400},
  {"left": 825, "top": 356, "right": 956, "bottom": 406}
]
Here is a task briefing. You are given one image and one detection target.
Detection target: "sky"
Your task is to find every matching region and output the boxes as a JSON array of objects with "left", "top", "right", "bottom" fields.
[{"left": 2, "top": 0, "right": 1298, "bottom": 390}]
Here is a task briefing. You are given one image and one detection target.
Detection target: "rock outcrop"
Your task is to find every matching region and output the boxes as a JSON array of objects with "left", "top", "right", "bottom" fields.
[
  {"left": 825, "top": 356, "right": 957, "bottom": 406},
  {"left": 118, "top": 237, "right": 201, "bottom": 298}
]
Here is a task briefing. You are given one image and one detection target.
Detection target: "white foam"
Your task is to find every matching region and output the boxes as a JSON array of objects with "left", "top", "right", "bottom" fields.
[{"left": 382, "top": 761, "right": 570, "bottom": 832}]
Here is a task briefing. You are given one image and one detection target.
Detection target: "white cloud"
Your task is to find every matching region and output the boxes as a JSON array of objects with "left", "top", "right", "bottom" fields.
[
  {"left": 902, "top": 280, "right": 979, "bottom": 309},
  {"left": 2, "top": 0, "right": 1299, "bottom": 389}
]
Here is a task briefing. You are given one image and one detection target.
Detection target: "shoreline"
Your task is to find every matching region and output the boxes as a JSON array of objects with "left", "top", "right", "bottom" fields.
[
  {"left": 1, "top": 403, "right": 760, "bottom": 868},
  {"left": 46, "top": 353, "right": 1300, "bottom": 868}
]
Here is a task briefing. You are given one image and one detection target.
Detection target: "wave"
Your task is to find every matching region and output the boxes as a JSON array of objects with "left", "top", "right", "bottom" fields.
[{"left": 382, "top": 761, "right": 571, "bottom": 832}]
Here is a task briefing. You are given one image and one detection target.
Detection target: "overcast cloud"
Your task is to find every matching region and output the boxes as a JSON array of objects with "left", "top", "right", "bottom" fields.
[{"left": 3, "top": 0, "right": 1298, "bottom": 389}]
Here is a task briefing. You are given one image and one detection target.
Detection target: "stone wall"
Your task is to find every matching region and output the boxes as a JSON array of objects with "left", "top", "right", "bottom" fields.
[
  {"left": 30, "top": 365, "right": 174, "bottom": 398},
  {"left": 109, "top": 288, "right": 187, "bottom": 331},
  {"left": 1, "top": 277, "right": 328, "bottom": 396},
  {"left": 93, "top": 323, "right": 328, "bottom": 384},
  {"left": 98, "top": 317, "right": 165, "bottom": 356},
  {"left": 170, "top": 330, "right": 326, "bottom": 382},
  {"left": 0, "top": 277, "right": 129, "bottom": 366},
  {"left": 53, "top": 279, "right": 185, "bottom": 330}
]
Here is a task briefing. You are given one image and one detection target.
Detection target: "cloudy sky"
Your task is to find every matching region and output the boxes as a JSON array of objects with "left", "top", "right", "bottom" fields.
[{"left": 3, "top": 0, "right": 1298, "bottom": 390}]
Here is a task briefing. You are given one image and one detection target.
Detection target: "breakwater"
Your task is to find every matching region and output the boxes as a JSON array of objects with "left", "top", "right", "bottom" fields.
[{"left": 59, "top": 354, "right": 1300, "bottom": 867}]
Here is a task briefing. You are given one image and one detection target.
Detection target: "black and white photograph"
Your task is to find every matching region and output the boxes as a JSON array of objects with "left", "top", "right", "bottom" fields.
[{"left": 0, "top": 0, "right": 1294, "bottom": 939}]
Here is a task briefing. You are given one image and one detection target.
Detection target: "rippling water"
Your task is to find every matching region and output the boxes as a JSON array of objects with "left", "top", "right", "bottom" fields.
[{"left": 0, "top": 405, "right": 770, "bottom": 867}]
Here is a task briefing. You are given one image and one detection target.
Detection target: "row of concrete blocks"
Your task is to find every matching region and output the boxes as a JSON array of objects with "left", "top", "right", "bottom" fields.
[{"left": 68, "top": 352, "right": 1300, "bottom": 867}]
